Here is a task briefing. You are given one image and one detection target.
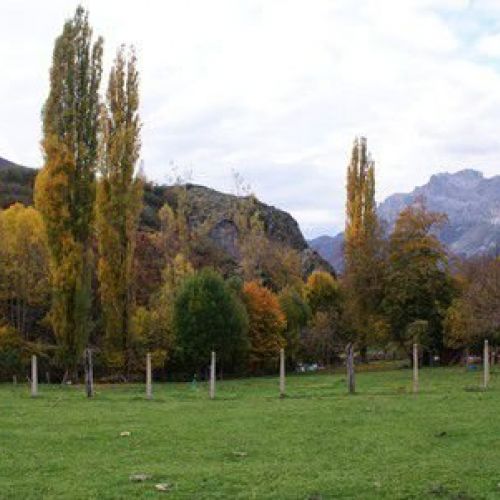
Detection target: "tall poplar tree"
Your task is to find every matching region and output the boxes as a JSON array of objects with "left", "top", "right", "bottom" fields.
[
  {"left": 344, "top": 137, "right": 385, "bottom": 353},
  {"left": 96, "top": 47, "right": 143, "bottom": 373},
  {"left": 35, "top": 6, "right": 103, "bottom": 377}
]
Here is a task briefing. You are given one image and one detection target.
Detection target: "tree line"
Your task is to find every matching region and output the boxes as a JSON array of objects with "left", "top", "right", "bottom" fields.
[{"left": 0, "top": 6, "right": 499, "bottom": 382}]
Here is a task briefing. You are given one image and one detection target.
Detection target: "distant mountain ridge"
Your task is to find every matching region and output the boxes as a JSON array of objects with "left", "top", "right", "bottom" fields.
[{"left": 310, "top": 169, "right": 500, "bottom": 271}]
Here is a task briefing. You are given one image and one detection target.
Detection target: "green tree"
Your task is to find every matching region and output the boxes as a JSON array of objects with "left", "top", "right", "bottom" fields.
[
  {"left": 34, "top": 6, "right": 103, "bottom": 377},
  {"left": 96, "top": 46, "right": 143, "bottom": 374},
  {"left": 0, "top": 325, "right": 26, "bottom": 380},
  {"left": 383, "top": 199, "right": 454, "bottom": 357},
  {"left": 174, "top": 268, "right": 249, "bottom": 374}
]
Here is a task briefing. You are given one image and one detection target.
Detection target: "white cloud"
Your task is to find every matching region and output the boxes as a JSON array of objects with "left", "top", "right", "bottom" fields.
[
  {"left": 476, "top": 33, "right": 500, "bottom": 57},
  {"left": 1, "top": 0, "right": 500, "bottom": 238}
]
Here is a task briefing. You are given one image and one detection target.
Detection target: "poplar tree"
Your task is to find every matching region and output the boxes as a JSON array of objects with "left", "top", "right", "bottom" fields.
[
  {"left": 96, "top": 47, "right": 143, "bottom": 374},
  {"left": 344, "top": 137, "right": 385, "bottom": 354},
  {"left": 35, "top": 6, "right": 103, "bottom": 377}
]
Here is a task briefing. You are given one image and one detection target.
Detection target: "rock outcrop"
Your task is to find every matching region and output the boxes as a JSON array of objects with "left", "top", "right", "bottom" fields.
[{"left": 0, "top": 157, "right": 333, "bottom": 277}]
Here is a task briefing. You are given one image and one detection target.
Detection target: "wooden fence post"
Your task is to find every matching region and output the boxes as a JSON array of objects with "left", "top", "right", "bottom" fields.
[
  {"left": 210, "top": 351, "right": 216, "bottom": 400},
  {"left": 483, "top": 339, "right": 489, "bottom": 389},
  {"left": 346, "top": 343, "right": 355, "bottom": 394},
  {"left": 84, "top": 348, "right": 94, "bottom": 398},
  {"left": 279, "top": 348, "right": 285, "bottom": 398},
  {"left": 146, "top": 352, "right": 152, "bottom": 399},
  {"left": 413, "top": 343, "right": 419, "bottom": 393},
  {"left": 31, "top": 355, "right": 38, "bottom": 397}
]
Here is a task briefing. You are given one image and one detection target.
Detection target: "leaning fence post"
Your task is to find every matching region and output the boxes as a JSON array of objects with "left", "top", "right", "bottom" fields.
[
  {"left": 413, "top": 343, "right": 419, "bottom": 393},
  {"left": 346, "top": 343, "right": 355, "bottom": 394},
  {"left": 84, "top": 348, "right": 94, "bottom": 398},
  {"left": 210, "top": 351, "right": 216, "bottom": 400},
  {"left": 31, "top": 355, "right": 38, "bottom": 397},
  {"left": 483, "top": 339, "right": 489, "bottom": 389},
  {"left": 279, "top": 348, "right": 285, "bottom": 398},
  {"left": 146, "top": 352, "right": 152, "bottom": 399}
]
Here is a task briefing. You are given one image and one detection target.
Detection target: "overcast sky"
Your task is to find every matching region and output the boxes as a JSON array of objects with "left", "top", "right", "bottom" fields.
[{"left": 1, "top": 0, "right": 500, "bottom": 237}]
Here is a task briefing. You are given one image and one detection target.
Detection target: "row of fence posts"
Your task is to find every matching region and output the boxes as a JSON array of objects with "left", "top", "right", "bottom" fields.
[
  {"left": 410, "top": 339, "right": 493, "bottom": 394},
  {"left": 27, "top": 340, "right": 494, "bottom": 399}
]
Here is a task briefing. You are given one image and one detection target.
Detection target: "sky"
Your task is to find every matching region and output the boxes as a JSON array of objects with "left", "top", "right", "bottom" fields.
[{"left": 1, "top": 0, "right": 500, "bottom": 238}]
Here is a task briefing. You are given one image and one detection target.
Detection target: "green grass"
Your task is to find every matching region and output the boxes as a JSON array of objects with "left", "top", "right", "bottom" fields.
[{"left": 1, "top": 367, "right": 499, "bottom": 499}]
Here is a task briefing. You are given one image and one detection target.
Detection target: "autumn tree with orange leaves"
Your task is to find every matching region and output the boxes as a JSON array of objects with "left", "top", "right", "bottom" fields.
[{"left": 243, "top": 281, "right": 286, "bottom": 372}]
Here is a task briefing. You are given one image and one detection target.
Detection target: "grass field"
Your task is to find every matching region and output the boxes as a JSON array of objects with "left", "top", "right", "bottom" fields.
[{"left": 0, "top": 366, "right": 499, "bottom": 499}]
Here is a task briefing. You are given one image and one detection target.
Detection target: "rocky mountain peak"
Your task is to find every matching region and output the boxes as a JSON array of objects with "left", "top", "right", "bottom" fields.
[{"left": 310, "top": 168, "right": 500, "bottom": 271}]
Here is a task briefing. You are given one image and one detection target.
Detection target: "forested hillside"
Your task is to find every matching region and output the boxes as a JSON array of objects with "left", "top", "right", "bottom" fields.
[
  {"left": 0, "top": 156, "right": 36, "bottom": 208},
  {"left": 0, "top": 157, "right": 331, "bottom": 278}
]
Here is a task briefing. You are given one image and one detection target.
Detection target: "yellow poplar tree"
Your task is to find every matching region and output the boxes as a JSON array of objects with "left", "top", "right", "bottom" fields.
[
  {"left": 344, "top": 137, "right": 385, "bottom": 355},
  {"left": 96, "top": 47, "right": 143, "bottom": 373},
  {"left": 34, "top": 6, "right": 103, "bottom": 377}
]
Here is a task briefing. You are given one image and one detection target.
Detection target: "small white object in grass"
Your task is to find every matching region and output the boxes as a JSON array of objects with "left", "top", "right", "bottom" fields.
[
  {"left": 155, "top": 483, "right": 172, "bottom": 492},
  {"left": 232, "top": 451, "right": 247, "bottom": 457},
  {"left": 130, "top": 473, "right": 151, "bottom": 482},
  {"left": 120, "top": 431, "right": 131, "bottom": 437}
]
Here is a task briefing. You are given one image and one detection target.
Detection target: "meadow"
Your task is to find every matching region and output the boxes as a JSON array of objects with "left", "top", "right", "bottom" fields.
[{"left": 0, "top": 366, "right": 499, "bottom": 499}]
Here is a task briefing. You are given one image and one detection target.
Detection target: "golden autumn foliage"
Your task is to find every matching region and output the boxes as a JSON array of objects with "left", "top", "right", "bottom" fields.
[
  {"left": 35, "top": 6, "right": 103, "bottom": 376},
  {"left": 96, "top": 46, "right": 143, "bottom": 372},
  {"left": 344, "top": 137, "right": 385, "bottom": 352},
  {"left": 0, "top": 204, "right": 49, "bottom": 337},
  {"left": 305, "top": 271, "right": 340, "bottom": 314},
  {"left": 242, "top": 281, "right": 286, "bottom": 370}
]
